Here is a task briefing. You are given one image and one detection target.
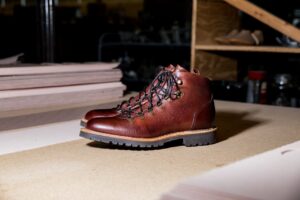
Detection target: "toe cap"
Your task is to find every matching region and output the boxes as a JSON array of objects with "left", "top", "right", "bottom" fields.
[{"left": 84, "top": 108, "right": 119, "bottom": 121}]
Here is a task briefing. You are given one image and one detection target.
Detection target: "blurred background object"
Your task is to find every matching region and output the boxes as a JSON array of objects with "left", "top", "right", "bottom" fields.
[{"left": 0, "top": 0, "right": 300, "bottom": 106}]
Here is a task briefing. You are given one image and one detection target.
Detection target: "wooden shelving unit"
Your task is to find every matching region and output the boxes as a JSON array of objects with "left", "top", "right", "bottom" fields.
[{"left": 191, "top": 0, "right": 300, "bottom": 80}]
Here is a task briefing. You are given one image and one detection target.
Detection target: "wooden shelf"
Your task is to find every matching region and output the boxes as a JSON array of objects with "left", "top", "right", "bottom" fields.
[
  {"left": 191, "top": 0, "right": 300, "bottom": 80},
  {"left": 224, "top": 0, "right": 300, "bottom": 43},
  {"left": 195, "top": 45, "right": 300, "bottom": 54}
]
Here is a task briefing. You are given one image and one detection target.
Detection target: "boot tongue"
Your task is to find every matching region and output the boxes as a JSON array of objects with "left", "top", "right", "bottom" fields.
[
  {"left": 121, "top": 66, "right": 181, "bottom": 118},
  {"left": 165, "top": 64, "right": 176, "bottom": 72},
  {"left": 120, "top": 65, "right": 181, "bottom": 112},
  {"left": 165, "top": 64, "right": 186, "bottom": 72},
  {"left": 175, "top": 64, "right": 188, "bottom": 72}
]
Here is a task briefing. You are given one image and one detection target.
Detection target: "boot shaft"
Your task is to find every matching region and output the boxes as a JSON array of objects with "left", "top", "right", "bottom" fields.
[
  {"left": 120, "top": 65, "right": 215, "bottom": 131},
  {"left": 174, "top": 66, "right": 215, "bottom": 130}
]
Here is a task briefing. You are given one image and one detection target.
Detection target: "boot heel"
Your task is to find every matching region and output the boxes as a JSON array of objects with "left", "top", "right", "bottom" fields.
[{"left": 182, "top": 131, "right": 216, "bottom": 147}]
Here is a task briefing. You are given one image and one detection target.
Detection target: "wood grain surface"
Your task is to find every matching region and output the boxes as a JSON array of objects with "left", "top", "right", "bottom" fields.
[
  {"left": 0, "top": 82, "right": 125, "bottom": 112},
  {"left": 195, "top": 51, "right": 237, "bottom": 80},
  {"left": 195, "top": 0, "right": 240, "bottom": 45},
  {"left": 0, "top": 62, "right": 119, "bottom": 76},
  {"left": 0, "top": 70, "right": 122, "bottom": 91},
  {"left": 191, "top": 0, "right": 239, "bottom": 80}
]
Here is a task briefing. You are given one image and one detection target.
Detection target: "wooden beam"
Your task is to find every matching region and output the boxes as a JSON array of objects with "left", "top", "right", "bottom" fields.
[
  {"left": 195, "top": 45, "right": 300, "bottom": 54},
  {"left": 224, "top": 0, "right": 300, "bottom": 43},
  {"left": 190, "top": 0, "right": 197, "bottom": 71}
]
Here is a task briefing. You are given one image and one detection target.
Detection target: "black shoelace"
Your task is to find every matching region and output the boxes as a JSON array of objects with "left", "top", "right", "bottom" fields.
[
  {"left": 120, "top": 69, "right": 182, "bottom": 118},
  {"left": 116, "top": 67, "right": 170, "bottom": 110}
]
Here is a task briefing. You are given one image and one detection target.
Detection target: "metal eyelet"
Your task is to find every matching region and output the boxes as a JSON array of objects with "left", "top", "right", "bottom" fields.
[
  {"left": 175, "top": 91, "right": 182, "bottom": 99},
  {"left": 177, "top": 79, "right": 183, "bottom": 85}
]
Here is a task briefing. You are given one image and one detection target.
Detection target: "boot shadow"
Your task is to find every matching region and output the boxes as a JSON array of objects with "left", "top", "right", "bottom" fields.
[{"left": 216, "top": 111, "right": 265, "bottom": 142}]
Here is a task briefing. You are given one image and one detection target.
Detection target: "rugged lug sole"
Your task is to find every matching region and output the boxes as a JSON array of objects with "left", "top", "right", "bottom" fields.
[{"left": 79, "top": 127, "right": 217, "bottom": 148}]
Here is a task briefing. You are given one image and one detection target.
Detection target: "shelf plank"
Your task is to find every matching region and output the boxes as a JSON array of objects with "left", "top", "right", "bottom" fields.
[
  {"left": 224, "top": 0, "right": 300, "bottom": 43},
  {"left": 195, "top": 45, "right": 300, "bottom": 53}
]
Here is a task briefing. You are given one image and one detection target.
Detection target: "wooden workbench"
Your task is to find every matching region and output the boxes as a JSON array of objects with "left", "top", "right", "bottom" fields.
[{"left": 0, "top": 100, "right": 299, "bottom": 200}]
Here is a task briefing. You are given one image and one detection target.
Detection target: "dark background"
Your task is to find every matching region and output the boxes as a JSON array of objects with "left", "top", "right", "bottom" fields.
[{"left": 0, "top": 0, "right": 300, "bottom": 105}]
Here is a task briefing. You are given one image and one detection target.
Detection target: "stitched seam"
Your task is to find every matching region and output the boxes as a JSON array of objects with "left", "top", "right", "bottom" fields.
[{"left": 190, "top": 95, "right": 214, "bottom": 129}]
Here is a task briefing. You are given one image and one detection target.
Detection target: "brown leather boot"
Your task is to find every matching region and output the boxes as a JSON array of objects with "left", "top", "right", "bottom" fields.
[
  {"left": 80, "top": 65, "right": 177, "bottom": 126},
  {"left": 80, "top": 65, "right": 217, "bottom": 148}
]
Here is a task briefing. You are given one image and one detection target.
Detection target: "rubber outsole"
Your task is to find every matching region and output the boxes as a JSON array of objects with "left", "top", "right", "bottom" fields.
[{"left": 79, "top": 127, "right": 217, "bottom": 148}]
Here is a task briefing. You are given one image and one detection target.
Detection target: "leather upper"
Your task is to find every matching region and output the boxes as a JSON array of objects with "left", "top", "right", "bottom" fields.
[
  {"left": 86, "top": 65, "right": 215, "bottom": 138},
  {"left": 83, "top": 65, "right": 178, "bottom": 121},
  {"left": 84, "top": 108, "right": 120, "bottom": 121}
]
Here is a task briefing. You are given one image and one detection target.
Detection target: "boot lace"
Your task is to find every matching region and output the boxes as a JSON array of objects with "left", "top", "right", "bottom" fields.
[
  {"left": 120, "top": 69, "right": 182, "bottom": 118},
  {"left": 116, "top": 66, "right": 172, "bottom": 110}
]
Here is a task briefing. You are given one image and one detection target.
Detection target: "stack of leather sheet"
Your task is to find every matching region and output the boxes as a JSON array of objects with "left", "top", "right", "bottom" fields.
[{"left": 0, "top": 62, "right": 125, "bottom": 112}]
